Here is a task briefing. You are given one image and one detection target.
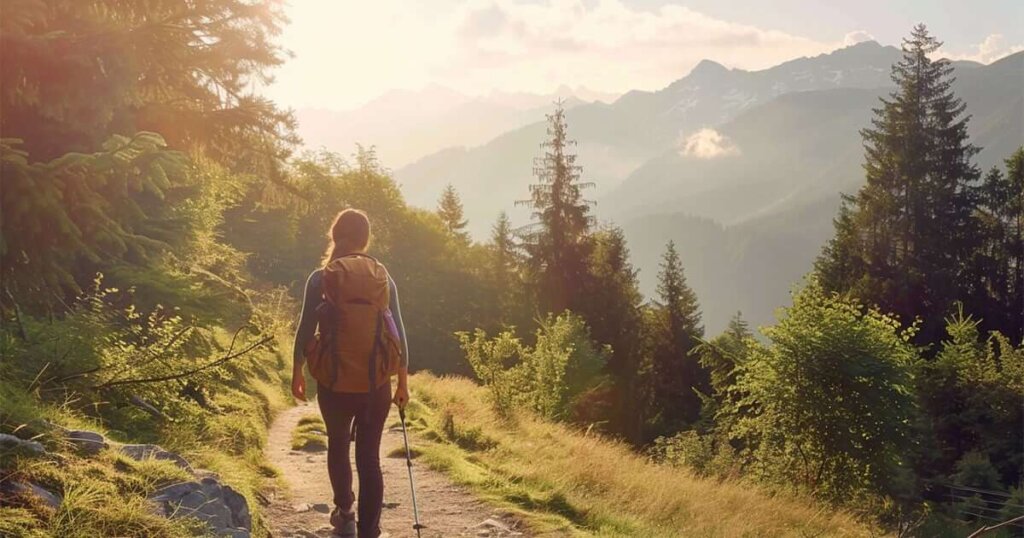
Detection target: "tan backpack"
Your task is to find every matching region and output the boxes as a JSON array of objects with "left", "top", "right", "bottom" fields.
[{"left": 304, "top": 254, "right": 403, "bottom": 392}]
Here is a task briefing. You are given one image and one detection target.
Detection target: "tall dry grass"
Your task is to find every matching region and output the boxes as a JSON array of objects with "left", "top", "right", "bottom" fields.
[{"left": 406, "top": 372, "right": 883, "bottom": 537}]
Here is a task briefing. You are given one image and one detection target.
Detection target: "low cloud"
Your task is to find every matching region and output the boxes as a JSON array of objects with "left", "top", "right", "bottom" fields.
[
  {"left": 680, "top": 128, "right": 740, "bottom": 159},
  {"left": 938, "top": 33, "right": 1024, "bottom": 64}
]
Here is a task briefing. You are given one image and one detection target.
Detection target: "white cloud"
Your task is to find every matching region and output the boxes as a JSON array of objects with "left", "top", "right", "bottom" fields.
[
  {"left": 937, "top": 33, "right": 1024, "bottom": 63},
  {"left": 680, "top": 128, "right": 739, "bottom": 159},
  {"left": 265, "top": 0, "right": 850, "bottom": 110},
  {"left": 843, "top": 30, "right": 875, "bottom": 46},
  {"left": 443, "top": 0, "right": 839, "bottom": 96}
]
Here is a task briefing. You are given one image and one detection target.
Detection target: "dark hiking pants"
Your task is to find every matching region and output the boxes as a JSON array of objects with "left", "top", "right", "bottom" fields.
[{"left": 317, "top": 381, "right": 392, "bottom": 538}]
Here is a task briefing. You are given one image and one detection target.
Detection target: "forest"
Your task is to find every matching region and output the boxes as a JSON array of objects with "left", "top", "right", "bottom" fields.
[{"left": 0, "top": 2, "right": 1021, "bottom": 537}]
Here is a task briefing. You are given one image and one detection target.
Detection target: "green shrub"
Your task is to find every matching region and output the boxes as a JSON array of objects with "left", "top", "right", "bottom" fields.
[
  {"left": 728, "top": 282, "right": 920, "bottom": 503},
  {"left": 458, "top": 328, "right": 527, "bottom": 418},
  {"left": 459, "top": 312, "right": 608, "bottom": 421}
]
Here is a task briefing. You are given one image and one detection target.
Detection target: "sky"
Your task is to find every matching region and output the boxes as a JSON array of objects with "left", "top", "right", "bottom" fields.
[{"left": 262, "top": 0, "right": 1024, "bottom": 111}]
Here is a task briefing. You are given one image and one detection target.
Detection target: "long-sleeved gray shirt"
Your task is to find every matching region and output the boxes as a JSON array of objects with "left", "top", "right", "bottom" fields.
[{"left": 291, "top": 269, "right": 409, "bottom": 368}]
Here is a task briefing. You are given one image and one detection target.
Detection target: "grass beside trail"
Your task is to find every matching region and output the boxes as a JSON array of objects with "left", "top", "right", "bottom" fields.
[
  {"left": 0, "top": 332, "right": 293, "bottom": 538},
  {"left": 403, "top": 372, "right": 882, "bottom": 538},
  {"left": 291, "top": 414, "right": 328, "bottom": 451}
]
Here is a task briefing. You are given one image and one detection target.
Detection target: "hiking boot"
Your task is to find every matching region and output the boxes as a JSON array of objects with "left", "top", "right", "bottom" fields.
[{"left": 330, "top": 507, "right": 356, "bottom": 537}]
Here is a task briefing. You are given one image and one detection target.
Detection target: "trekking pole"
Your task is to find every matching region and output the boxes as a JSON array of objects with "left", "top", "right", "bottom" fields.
[{"left": 398, "top": 407, "right": 425, "bottom": 538}]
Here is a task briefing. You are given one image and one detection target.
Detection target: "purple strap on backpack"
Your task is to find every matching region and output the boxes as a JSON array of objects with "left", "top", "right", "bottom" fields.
[{"left": 384, "top": 309, "right": 400, "bottom": 341}]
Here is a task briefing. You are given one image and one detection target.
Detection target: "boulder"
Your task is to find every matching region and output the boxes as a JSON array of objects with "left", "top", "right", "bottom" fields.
[
  {"left": 119, "top": 444, "right": 194, "bottom": 473},
  {"left": 0, "top": 480, "right": 62, "bottom": 509},
  {"left": 65, "top": 430, "right": 107, "bottom": 456},
  {"left": 0, "top": 433, "right": 46, "bottom": 457},
  {"left": 220, "top": 483, "right": 251, "bottom": 530},
  {"left": 150, "top": 477, "right": 252, "bottom": 537}
]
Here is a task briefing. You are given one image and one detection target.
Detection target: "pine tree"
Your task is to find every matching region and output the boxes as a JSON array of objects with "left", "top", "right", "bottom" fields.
[
  {"left": 582, "top": 226, "right": 644, "bottom": 377},
  {"left": 0, "top": 0, "right": 295, "bottom": 167},
  {"left": 1004, "top": 149, "right": 1024, "bottom": 343},
  {"left": 580, "top": 226, "right": 647, "bottom": 440},
  {"left": 816, "top": 24, "right": 981, "bottom": 343},
  {"left": 488, "top": 211, "right": 525, "bottom": 325},
  {"left": 517, "top": 102, "right": 595, "bottom": 313},
  {"left": 0, "top": 0, "right": 295, "bottom": 311},
  {"left": 972, "top": 148, "right": 1024, "bottom": 342},
  {"left": 699, "top": 311, "right": 751, "bottom": 397},
  {"left": 437, "top": 183, "right": 469, "bottom": 240},
  {"left": 490, "top": 212, "right": 519, "bottom": 281},
  {"left": 645, "top": 240, "right": 707, "bottom": 439}
]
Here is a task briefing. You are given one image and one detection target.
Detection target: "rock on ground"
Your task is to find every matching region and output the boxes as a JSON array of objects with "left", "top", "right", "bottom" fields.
[
  {"left": 0, "top": 433, "right": 46, "bottom": 457},
  {"left": 120, "top": 443, "right": 195, "bottom": 473},
  {"left": 65, "top": 430, "right": 107, "bottom": 455},
  {"left": 0, "top": 480, "right": 63, "bottom": 509},
  {"left": 150, "top": 476, "right": 252, "bottom": 537}
]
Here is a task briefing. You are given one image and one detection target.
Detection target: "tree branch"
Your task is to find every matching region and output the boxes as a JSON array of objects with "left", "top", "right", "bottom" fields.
[
  {"left": 93, "top": 334, "right": 273, "bottom": 389},
  {"left": 967, "top": 515, "right": 1024, "bottom": 538}
]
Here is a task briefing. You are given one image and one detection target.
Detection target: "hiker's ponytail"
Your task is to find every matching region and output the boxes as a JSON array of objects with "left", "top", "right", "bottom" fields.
[{"left": 322, "top": 209, "right": 371, "bottom": 265}]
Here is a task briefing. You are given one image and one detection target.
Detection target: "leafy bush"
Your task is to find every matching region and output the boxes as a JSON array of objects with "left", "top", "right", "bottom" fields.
[
  {"left": 650, "top": 430, "right": 713, "bottom": 472},
  {"left": 458, "top": 327, "right": 528, "bottom": 418},
  {"left": 649, "top": 430, "right": 743, "bottom": 479},
  {"left": 918, "top": 310, "right": 1024, "bottom": 487},
  {"left": 728, "top": 282, "right": 920, "bottom": 503},
  {"left": 459, "top": 312, "right": 608, "bottom": 421},
  {"left": 0, "top": 277, "right": 273, "bottom": 430}
]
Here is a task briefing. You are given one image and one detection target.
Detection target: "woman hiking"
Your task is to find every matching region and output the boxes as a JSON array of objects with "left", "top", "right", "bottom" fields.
[{"left": 291, "top": 209, "right": 410, "bottom": 538}]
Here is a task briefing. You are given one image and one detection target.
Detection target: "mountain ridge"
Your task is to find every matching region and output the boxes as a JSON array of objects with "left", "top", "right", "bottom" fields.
[{"left": 391, "top": 45, "right": 1022, "bottom": 334}]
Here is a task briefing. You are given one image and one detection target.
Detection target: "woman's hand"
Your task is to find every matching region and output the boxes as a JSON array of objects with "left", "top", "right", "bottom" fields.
[
  {"left": 392, "top": 382, "right": 409, "bottom": 409},
  {"left": 291, "top": 367, "right": 307, "bottom": 402}
]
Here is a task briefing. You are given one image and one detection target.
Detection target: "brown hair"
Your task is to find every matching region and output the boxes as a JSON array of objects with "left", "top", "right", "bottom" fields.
[{"left": 322, "top": 208, "right": 371, "bottom": 265}]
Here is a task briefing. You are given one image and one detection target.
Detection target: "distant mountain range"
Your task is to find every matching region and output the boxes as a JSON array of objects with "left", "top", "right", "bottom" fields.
[
  {"left": 294, "top": 84, "right": 618, "bottom": 168},
  {"left": 301, "top": 41, "right": 1023, "bottom": 334},
  {"left": 382, "top": 41, "right": 1024, "bottom": 334},
  {"left": 610, "top": 49, "right": 1022, "bottom": 333}
]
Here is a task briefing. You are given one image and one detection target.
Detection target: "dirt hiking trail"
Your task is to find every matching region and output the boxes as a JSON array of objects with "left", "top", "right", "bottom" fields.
[{"left": 264, "top": 402, "right": 528, "bottom": 538}]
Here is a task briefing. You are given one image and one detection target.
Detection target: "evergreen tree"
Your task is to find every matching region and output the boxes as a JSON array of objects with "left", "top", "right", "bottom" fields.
[
  {"left": 488, "top": 211, "right": 526, "bottom": 326},
  {"left": 517, "top": 102, "right": 595, "bottom": 313},
  {"left": 693, "top": 311, "right": 754, "bottom": 435},
  {"left": 490, "top": 212, "right": 519, "bottom": 282},
  {"left": 917, "top": 310, "right": 1024, "bottom": 488},
  {"left": 0, "top": 0, "right": 295, "bottom": 312},
  {"left": 816, "top": 24, "right": 981, "bottom": 343},
  {"left": 699, "top": 312, "right": 752, "bottom": 398},
  {"left": 0, "top": 0, "right": 295, "bottom": 168},
  {"left": 1, "top": 134, "right": 188, "bottom": 311},
  {"left": 437, "top": 183, "right": 469, "bottom": 241},
  {"left": 579, "top": 226, "right": 646, "bottom": 439},
  {"left": 582, "top": 227, "right": 644, "bottom": 377},
  {"left": 972, "top": 148, "right": 1024, "bottom": 343},
  {"left": 646, "top": 241, "right": 707, "bottom": 440}
]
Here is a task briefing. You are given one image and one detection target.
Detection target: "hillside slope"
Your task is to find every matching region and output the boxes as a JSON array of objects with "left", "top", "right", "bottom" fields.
[{"left": 404, "top": 373, "right": 880, "bottom": 537}]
